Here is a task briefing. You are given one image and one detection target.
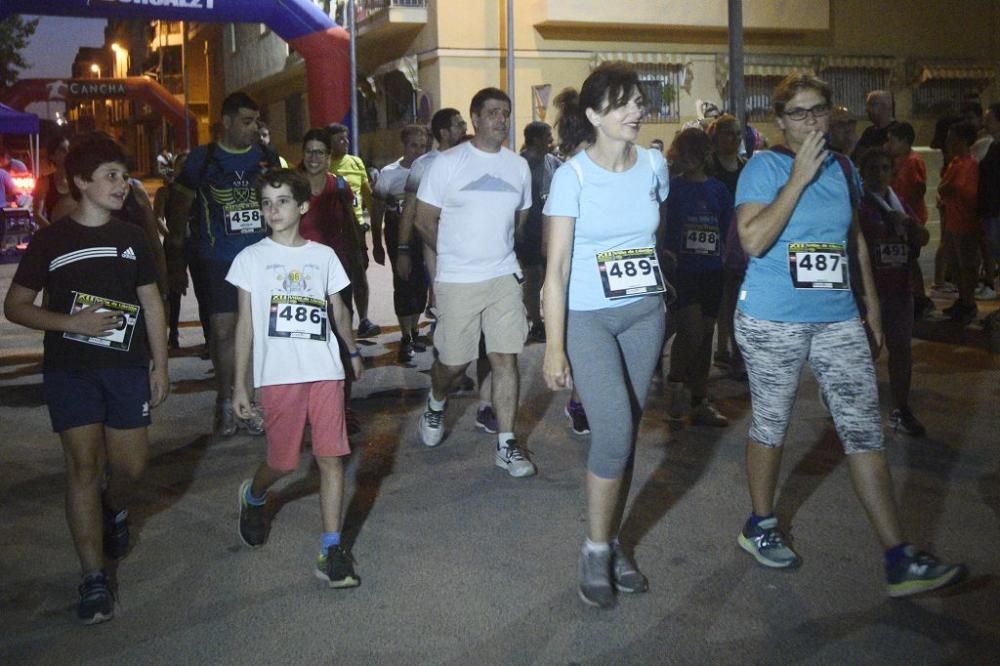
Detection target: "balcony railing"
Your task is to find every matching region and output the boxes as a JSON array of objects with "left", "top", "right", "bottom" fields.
[{"left": 356, "top": 0, "right": 427, "bottom": 23}]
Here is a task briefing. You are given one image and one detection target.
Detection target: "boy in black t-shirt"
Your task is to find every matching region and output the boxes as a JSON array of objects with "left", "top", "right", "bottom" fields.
[{"left": 3, "top": 135, "right": 169, "bottom": 625}]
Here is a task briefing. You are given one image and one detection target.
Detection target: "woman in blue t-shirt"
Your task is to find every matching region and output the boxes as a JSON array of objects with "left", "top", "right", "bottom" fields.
[
  {"left": 733, "top": 72, "right": 964, "bottom": 598},
  {"left": 542, "top": 63, "right": 669, "bottom": 609},
  {"left": 662, "top": 127, "right": 732, "bottom": 427}
]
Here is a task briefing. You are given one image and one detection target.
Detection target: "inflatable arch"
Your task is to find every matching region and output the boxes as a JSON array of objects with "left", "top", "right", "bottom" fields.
[
  {"left": 3, "top": 77, "right": 200, "bottom": 146},
  {"left": 0, "top": 0, "right": 351, "bottom": 127}
]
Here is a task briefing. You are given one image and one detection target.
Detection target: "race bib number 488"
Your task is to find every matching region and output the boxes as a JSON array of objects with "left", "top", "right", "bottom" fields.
[{"left": 787, "top": 242, "right": 849, "bottom": 290}]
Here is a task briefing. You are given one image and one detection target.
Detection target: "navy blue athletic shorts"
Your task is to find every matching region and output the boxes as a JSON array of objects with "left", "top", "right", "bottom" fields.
[{"left": 43, "top": 366, "right": 152, "bottom": 433}]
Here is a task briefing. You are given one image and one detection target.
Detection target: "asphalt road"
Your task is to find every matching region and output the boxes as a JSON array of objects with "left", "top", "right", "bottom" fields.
[{"left": 1, "top": 238, "right": 998, "bottom": 664}]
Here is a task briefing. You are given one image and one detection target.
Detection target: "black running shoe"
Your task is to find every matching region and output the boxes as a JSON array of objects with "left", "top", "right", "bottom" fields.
[
  {"left": 78, "top": 571, "right": 114, "bottom": 625},
  {"left": 315, "top": 545, "right": 360, "bottom": 588},
  {"left": 102, "top": 503, "right": 130, "bottom": 561},
  {"left": 238, "top": 480, "right": 268, "bottom": 547}
]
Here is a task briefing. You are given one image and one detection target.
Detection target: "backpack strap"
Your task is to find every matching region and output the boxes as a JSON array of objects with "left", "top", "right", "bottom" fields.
[{"left": 772, "top": 144, "right": 860, "bottom": 209}]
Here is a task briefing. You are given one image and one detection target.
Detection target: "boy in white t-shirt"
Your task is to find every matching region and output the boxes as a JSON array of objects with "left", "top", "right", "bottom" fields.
[{"left": 226, "top": 169, "right": 364, "bottom": 588}]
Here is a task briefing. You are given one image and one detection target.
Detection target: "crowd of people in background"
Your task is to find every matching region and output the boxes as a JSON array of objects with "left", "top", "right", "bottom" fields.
[{"left": 7, "top": 64, "right": 989, "bottom": 624}]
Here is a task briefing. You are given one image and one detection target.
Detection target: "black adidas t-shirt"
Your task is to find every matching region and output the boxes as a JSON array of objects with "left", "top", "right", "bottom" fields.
[{"left": 13, "top": 217, "right": 158, "bottom": 370}]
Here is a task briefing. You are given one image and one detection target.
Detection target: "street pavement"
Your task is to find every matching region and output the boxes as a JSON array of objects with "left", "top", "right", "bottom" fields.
[{"left": 1, "top": 239, "right": 998, "bottom": 665}]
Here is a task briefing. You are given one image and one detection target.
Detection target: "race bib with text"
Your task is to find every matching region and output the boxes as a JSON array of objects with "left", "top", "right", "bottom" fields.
[
  {"left": 224, "top": 204, "right": 264, "bottom": 236},
  {"left": 787, "top": 242, "right": 849, "bottom": 290},
  {"left": 268, "top": 294, "right": 328, "bottom": 340},
  {"left": 596, "top": 247, "right": 666, "bottom": 299},
  {"left": 63, "top": 292, "right": 140, "bottom": 351}
]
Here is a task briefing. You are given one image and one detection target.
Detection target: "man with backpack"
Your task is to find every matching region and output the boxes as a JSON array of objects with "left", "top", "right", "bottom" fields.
[{"left": 168, "top": 91, "right": 280, "bottom": 436}]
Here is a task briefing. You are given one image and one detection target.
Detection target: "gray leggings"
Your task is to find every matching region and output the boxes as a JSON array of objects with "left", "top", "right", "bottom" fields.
[
  {"left": 734, "top": 309, "right": 884, "bottom": 454},
  {"left": 567, "top": 296, "right": 666, "bottom": 478}
]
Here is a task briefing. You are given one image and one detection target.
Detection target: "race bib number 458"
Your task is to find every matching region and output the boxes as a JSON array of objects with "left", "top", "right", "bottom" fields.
[
  {"left": 269, "top": 295, "right": 327, "bottom": 341},
  {"left": 596, "top": 247, "right": 665, "bottom": 299},
  {"left": 224, "top": 205, "right": 263, "bottom": 236},
  {"left": 787, "top": 242, "right": 849, "bottom": 290}
]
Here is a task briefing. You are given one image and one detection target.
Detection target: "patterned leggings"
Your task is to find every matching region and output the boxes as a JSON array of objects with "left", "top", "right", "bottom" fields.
[{"left": 734, "top": 310, "right": 884, "bottom": 454}]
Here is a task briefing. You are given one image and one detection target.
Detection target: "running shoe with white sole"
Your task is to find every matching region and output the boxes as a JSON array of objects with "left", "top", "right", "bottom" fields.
[
  {"left": 315, "top": 545, "right": 361, "bottom": 589},
  {"left": 887, "top": 546, "right": 966, "bottom": 598},
  {"left": 475, "top": 405, "right": 498, "bottom": 434},
  {"left": 610, "top": 541, "right": 648, "bottom": 593},
  {"left": 578, "top": 547, "right": 615, "bottom": 609},
  {"left": 737, "top": 516, "right": 801, "bottom": 568},
  {"left": 78, "top": 571, "right": 114, "bottom": 625},
  {"left": 565, "top": 400, "right": 591, "bottom": 435},
  {"left": 496, "top": 439, "right": 536, "bottom": 477},
  {"left": 419, "top": 401, "right": 446, "bottom": 447}
]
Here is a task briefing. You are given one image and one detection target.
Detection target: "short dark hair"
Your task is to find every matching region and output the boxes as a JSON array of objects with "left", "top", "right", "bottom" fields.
[
  {"left": 886, "top": 121, "right": 916, "bottom": 146},
  {"left": 327, "top": 123, "right": 349, "bottom": 137},
  {"left": 667, "top": 127, "right": 712, "bottom": 176},
  {"left": 256, "top": 168, "right": 311, "bottom": 206},
  {"left": 931, "top": 114, "right": 963, "bottom": 150},
  {"left": 948, "top": 120, "right": 978, "bottom": 147},
  {"left": 470, "top": 87, "right": 511, "bottom": 117},
  {"left": 523, "top": 121, "right": 551, "bottom": 147},
  {"left": 401, "top": 124, "right": 428, "bottom": 144},
  {"left": 302, "top": 128, "right": 332, "bottom": 152},
  {"left": 65, "top": 133, "right": 128, "bottom": 201},
  {"left": 221, "top": 92, "right": 258, "bottom": 118},
  {"left": 430, "top": 108, "right": 461, "bottom": 142},
  {"left": 773, "top": 72, "right": 832, "bottom": 117},
  {"left": 859, "top": 146, "right": 893, "bottom": 174}
]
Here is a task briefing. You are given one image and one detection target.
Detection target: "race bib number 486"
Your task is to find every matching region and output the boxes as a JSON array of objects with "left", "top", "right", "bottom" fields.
[
  {"left": 787, "top": 242, "right": 849, "bottom": 290},
  {"left": 269, "top": 295, "right": 327, "bottom": 341},
  {"left": 596, "top": 247, "right": 665, "bottom": 299}
]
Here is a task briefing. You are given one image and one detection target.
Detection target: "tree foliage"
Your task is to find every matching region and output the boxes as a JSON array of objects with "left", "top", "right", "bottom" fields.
[{"left": 0, "top": 15, "right": 40, "bottom": 90}]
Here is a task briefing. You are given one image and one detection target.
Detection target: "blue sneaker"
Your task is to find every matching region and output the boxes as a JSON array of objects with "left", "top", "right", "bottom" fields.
[
  {"left": 887, "top": 546, "right": 966, "bottom": 598},
  {"left": 737, "top": 516, "right": 801, "bottom": 568}
]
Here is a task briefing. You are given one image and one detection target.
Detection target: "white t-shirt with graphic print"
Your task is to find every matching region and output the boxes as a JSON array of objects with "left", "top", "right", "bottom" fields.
[
  {"left": 226, "top": 238, "right": 350, "bottom": 387},
  {"left": 417, "top": 141, "right": 531, "bottom": 283}
]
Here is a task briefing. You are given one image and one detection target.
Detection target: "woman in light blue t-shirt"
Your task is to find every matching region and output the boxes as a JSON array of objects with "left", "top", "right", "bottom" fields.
[
  {"left": 542, "top": 63, "right": 669, "bottom": 609},
  {"left": 732, "top": 72, "right": 964, "bottom": 598}
]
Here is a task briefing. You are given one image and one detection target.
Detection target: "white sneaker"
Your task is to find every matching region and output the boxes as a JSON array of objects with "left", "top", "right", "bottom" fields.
[
  {"left": 666, "top": 381, "right": 688, "bottom": 419},
  {"left": 690, "top": 400, "right": 729, "bottom": 427},
  {"left": 975, "top": 285, "right": 999, "bottom": 301},
  {"left": 418, "top": 401, "right": 445, "bottom": 447},
  {"left": 495, "top": 439, "right": 536, "bottom": 478}
]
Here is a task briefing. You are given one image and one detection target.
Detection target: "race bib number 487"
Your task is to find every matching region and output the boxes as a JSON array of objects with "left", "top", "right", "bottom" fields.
[
  {"left": 596, "top": 247, "right": 665, "bottom": 299},
  {"left": 787, "top": 242, "right": 849, "bottom": 290}
]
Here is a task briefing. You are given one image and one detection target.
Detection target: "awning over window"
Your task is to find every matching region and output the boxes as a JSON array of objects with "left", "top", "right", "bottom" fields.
[
  {"left": 592, "top": 51, "right": 693, "bottom": 92},
  {"left": 820, "top": 55, "right": 895, "bottom": 71},
  {"left": 915, "top": 63, "right": 995, "bottom": 85},
  {"left": 371, "top": 54, "right": 420, "bottom": 92},
  {"left": 715, "top": 54, "right": 818, "bottom": 90}
]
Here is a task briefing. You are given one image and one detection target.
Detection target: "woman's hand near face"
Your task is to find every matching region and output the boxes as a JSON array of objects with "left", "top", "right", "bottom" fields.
[{"left": 788, "top": 130, "right": 829, "bottom": 189}]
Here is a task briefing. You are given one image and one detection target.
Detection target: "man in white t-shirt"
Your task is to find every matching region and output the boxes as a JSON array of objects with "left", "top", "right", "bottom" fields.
[
  {"left": 414, "top": 87, "right": 535, "bottom": 477},
  {"left": 370, "top": 124, "right": 430, "bottom": 364}
]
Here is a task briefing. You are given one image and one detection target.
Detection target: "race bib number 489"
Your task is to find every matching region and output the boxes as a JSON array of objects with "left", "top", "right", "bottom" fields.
[
  {"left": 268, "top": 295, "right": 327, "bottom": 341},
  {"left": 596, "top": 247, "right": 665, "bottom": 299},
  {"left": 787, "top": 242, "right": 849, "bottom": 290}
]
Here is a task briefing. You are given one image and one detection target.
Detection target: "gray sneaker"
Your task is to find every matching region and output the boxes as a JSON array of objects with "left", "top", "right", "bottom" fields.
[
  {"left": 495, "top": 439, "right": 536, "bottom": 478},
  {"left": 216, "top": 400, "right": 238, "bottom": 437},
  {"left": 578, "top": 547, "right": 615, "bottom": 609},
  {"left": 737, "top": 516, "right": 801, "bottom": 568},
  {"left": 690, "top": 400, "right": 729, "bottom": 427},
  {"left": 419, "top": 400, "right": 445, "bottom": 447},
  {"left": 610, "top": 541, "right": 648, "bottom": 593},
  {"left": 241, "top": 404, "right": 266, "bottom": 436}
]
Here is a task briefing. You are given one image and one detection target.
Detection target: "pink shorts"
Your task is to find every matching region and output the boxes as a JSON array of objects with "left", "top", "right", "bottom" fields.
[{"left": 259, "top": 380, "right": 350, "bottom": 471}]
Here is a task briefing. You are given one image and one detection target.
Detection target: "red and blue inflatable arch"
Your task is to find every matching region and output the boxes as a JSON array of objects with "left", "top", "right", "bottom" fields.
[{"left": 0, "top": 0, "right": 351, "bottom": 127}]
